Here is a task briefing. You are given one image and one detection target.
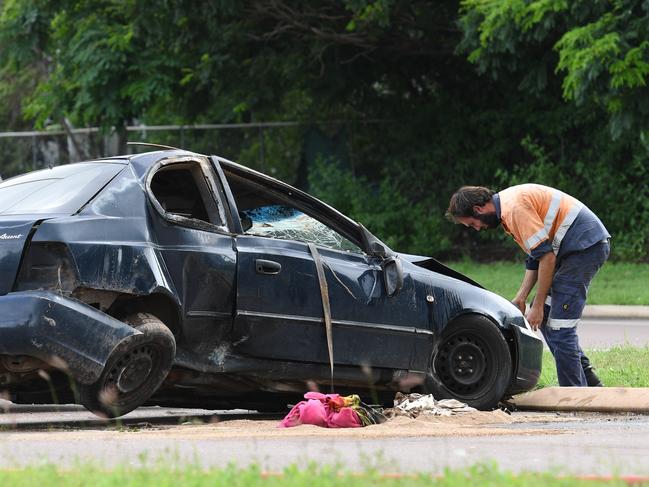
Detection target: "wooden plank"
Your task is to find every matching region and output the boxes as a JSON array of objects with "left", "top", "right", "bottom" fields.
[{"left": 512, "top": 387, "right": 649, "bottom": 412}]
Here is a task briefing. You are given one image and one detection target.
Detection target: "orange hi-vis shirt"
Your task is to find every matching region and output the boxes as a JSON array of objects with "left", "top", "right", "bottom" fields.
[{"left": 497, "top": 184, "right": 584, "bottom": 256}]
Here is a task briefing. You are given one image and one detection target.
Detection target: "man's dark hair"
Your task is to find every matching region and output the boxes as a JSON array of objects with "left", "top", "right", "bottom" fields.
[{"left": 446, "top": 186, "right": 495, "bottom": 222}]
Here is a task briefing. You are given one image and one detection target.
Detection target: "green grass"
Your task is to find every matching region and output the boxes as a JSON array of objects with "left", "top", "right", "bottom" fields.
[
  {"left": 538, "top": 346, "right": 649, "bottom": 388},
  {"left": 0, "top": 463, "right": 637, "bottom": 486},
  {"left": 448, "top": 261, "right": 649, "bottom": 305}
]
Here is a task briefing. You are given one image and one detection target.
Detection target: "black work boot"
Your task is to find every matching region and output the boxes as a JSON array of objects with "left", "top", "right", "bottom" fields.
[{"left": 581, "top": 355, "right": 603, "bottom": 387}]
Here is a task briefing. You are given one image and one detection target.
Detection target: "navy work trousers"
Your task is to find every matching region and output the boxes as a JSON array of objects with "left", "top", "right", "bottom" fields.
[{"left": 539, "top": 240, "right": 610, "bottom": 386}]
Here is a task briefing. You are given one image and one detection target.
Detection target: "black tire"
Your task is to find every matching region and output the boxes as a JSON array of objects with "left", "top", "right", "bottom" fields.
[
  {"left": 425, "top": 315, "right": 512, "bottom": 410},
  {"left": 78, "top": 313, "right": 176, "bottom": 418}
]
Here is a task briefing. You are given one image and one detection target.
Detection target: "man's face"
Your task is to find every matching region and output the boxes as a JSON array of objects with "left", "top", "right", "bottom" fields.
[{"left": 457, "top": 207, "right": 500, "bottom": 232}]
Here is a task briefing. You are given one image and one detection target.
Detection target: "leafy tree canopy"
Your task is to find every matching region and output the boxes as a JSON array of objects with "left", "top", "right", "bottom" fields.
[
  {"left": 459, "top": 0, "right": 649, "bottom": 138},
  {"left": 0, "top": 1, "right": 464, "bottom": 129}
]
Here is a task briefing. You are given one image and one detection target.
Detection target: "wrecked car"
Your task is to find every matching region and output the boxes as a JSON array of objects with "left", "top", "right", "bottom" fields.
[{"left": 0, "top": 149, "right": 542, "bottom": 417}]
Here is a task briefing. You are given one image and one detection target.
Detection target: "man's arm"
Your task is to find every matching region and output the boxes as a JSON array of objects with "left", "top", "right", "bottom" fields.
[
  {"left": 512, "top": 269, "right": 538, "bottom": 314},
  {"left": 526, "top": 251, "right": 556, "bottom": 330}
]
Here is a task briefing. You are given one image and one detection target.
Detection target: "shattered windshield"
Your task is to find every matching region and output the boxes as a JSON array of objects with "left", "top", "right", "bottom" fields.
[{"left": 242, "top": 205, "right": 361, "bottom": 253}]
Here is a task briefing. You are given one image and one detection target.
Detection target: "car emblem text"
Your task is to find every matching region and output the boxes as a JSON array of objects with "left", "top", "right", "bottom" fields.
[{"left": 0, "top": 233, "right": 23, "bottom": 240}]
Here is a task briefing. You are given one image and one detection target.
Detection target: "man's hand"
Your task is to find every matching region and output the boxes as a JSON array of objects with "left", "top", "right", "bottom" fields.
[
  {"left": 525, "top": 251, "right": 555, "bottom": 331},
  {"left": 512, "top": 268, "right": 538, "bottom": 316},
  {"left": 525, "top": 302, "right": 544, "bottom": 331},
  {"left": 511, "top": 296, "right": 527, "bottom": 315}
]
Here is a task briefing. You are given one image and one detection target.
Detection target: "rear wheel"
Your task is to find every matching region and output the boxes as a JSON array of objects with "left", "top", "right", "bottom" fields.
[
  {"left": 426, "top": 315, "right": 512, "bottom": 410},
  {"left": 78, "top": 313, "right": 176, "bottom": 418}
]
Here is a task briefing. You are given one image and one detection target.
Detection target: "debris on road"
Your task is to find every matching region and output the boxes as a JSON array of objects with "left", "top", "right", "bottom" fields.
[
  {"left": 279, "top": 392, "right": 482, "bottom": 429},
  {"left": 385, "top": 392, "right": 477, "bottom": 418}
]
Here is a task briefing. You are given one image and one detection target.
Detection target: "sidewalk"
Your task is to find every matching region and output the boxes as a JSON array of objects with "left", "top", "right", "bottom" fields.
[{"left": 582, "top": 305, "right": 649, "bottom": 319}]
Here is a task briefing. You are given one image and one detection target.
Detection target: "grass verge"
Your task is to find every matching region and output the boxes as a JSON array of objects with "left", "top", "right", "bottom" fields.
[
  {"left": 0, "top": 463, "right": 637, "bottom": 486},
  {"left": 448, "top": 261, "right": 649, "bottom": 305},
  {"left": 538, "top": 346, "right": 649, "bottom": 388}
]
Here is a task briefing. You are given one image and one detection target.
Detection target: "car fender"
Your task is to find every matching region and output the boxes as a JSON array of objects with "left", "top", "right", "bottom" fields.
[
  {"left": 445, "top": 308, "right": 509, "bottom": 330},
  {"left": 434, "top": 277, "right": 525, "bottom": 333},
  {"left": 0, "top": 291, "right": 141, "bottom": 384},
  {"left": 30, "top": 217, "right": 181, "bottom": 304}
]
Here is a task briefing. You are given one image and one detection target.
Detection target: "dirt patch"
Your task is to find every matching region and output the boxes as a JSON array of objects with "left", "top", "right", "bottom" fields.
[
  {"left": 3, "top": 410, "right": 567, "bottom": 441},
  {"left": 163, "top": 409, "right": 556, "bottom": 439}
]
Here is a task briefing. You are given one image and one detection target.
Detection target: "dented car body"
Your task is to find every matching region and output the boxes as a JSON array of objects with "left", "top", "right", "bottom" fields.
[{"left": 0, "top": 150, "right": 542, "bottom": 416}]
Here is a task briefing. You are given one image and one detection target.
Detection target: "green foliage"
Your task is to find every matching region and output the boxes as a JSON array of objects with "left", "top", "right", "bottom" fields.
[
  {"left": 0, "top": 0, "right": 466, "bottom": 128},
  {"left": 460, "top": 0, "right": 649, "bottom": 138},
  {"left": 236, "top": 125, "right": 304, "bottom": 184},
  {"left": 0, "top": 0, "right": 50, "bottom": 130},
  {"left": 308, "top": 158, "right": 451, "bottom": 256},
  {"left": 24, "top": 1, "right": 183, "bottom": 131},
  {"left": 450, "top": 260, "right": 649, "bottom": 305},
  {"left": 345, "top": 0, "right": 392, "bottom": 31}
]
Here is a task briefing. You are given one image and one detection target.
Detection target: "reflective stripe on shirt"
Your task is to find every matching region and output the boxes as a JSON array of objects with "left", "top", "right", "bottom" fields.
[
  {"left": 552, "top": 201, "right": 584, "bottom": 253},
  {"left": 524, "top": 190, "right": 561, "bottom": 252},
  {"left": 525, "top": 227, "right": 549, "bottom": 251},
  {"left": 544, "top": 191, "right": 562, "bottom": 230}
]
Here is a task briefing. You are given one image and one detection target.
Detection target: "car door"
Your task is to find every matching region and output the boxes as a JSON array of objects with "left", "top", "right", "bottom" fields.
[
  {"left": 217, "top": 162, "right": 433, "bottom": 371},
  {"left": 146, "top": 157, "right": 237, "bottom": 353}
]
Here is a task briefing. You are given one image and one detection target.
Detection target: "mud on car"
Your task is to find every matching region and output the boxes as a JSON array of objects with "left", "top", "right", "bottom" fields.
[{"left": 0, "top": 149, "right": 542, "bottom": 417}]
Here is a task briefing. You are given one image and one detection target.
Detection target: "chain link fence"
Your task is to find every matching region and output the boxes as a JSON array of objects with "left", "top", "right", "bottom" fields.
[{"left": 0, "top": 121, "right": 381, "bottom": 186}]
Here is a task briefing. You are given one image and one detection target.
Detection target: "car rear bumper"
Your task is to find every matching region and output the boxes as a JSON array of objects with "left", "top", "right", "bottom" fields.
[
  {"left": 0, "top": 290, "right": 140, "bottom": 384},
  {"left": 508, "top": 324, "right": 544, "bottom": 395}
]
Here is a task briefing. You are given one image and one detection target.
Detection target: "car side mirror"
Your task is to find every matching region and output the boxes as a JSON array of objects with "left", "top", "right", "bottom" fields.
[
  {"left": 382, "top": 255, "right": 404, "bottom": 297},
  {"left": 369, "top": 241, "right": 388, "bottom": 259}
]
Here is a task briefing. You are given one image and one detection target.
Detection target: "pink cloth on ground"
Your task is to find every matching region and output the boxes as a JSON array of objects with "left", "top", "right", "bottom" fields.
[{"left": 279, "top": 392, "right": 361, "bottom": 428}]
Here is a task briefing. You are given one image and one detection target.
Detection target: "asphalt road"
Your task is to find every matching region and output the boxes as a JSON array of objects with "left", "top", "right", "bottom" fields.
[{"left": 576, "top": 318, "right": 649, "bottom": 348}]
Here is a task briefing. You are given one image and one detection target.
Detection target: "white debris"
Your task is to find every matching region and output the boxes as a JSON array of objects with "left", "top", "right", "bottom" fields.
[{"left": 388, "top": 392, "right": 477, "bottom": 418}]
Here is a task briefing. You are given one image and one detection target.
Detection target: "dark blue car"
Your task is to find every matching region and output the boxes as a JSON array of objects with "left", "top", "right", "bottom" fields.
[{"left": 0, "top": 149, "right": 542, "bottom": 417}]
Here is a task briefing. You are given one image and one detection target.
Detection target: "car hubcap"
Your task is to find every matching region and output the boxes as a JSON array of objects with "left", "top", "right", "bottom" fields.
[
  {"left": 435, "top": 334, "right": 489, "bottom": 395},
  {"left": 108, "top": 346, "right": 155, "bottom": 394}
]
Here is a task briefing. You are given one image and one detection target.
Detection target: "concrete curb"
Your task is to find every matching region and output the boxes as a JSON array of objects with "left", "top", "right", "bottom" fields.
[
  {"left": 511, "top": 387, "right": 649, "bottom": 413},
  {"left": 583, "top": 305, "right": 649, "bottom": 320}
]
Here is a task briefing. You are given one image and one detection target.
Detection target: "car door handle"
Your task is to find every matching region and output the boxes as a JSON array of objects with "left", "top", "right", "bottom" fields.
[{"left": 256, "top": 259, "right": 282, "bottom": 275}]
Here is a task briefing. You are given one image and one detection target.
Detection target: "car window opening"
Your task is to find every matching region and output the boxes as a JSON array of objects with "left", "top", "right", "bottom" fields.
[
  {"left": 150, "top": 162, "right": 222, "bottom": 226},
  {"left": 224, "top": 172, "right": 361, "bottom": 253}
]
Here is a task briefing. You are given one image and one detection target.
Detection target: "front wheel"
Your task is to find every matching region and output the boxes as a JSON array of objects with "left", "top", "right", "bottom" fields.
[
  {"left": 78, "top": 313, "right": 176, "bottom": 418},
  {"left": 425, "top": 315, "right": 512, "bottom": 410}
]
